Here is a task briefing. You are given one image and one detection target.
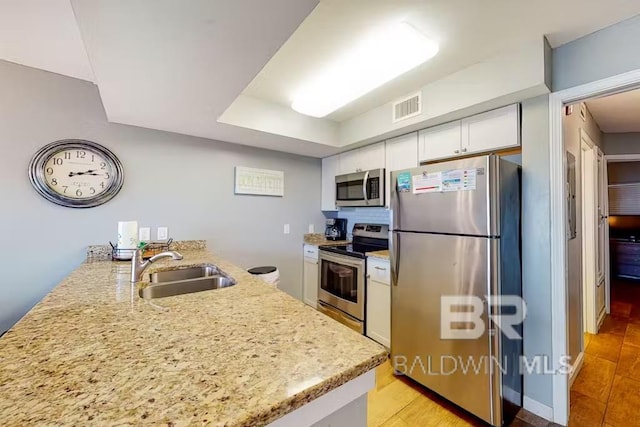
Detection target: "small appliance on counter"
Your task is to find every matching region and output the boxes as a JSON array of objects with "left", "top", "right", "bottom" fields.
[
  {"left": 324, "top": 218, "right": 348, "bottom": 241},
  {"left": 317, "top": 223, "right": 389, "bottom": 334}
]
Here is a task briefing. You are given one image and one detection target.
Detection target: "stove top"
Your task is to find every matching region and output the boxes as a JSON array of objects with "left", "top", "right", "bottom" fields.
[{"left": 319, "top": 223, "right": 389, "bottom": 258}]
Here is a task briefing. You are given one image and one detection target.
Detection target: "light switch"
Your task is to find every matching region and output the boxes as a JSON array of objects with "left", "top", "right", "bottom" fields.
[
  {"left": 284, "top": 224, "right": 290, "bottom": 234},
  {"left": 139, "top": 227, "right": 151, "bottom": 242},
  {"left": 308, "top": 224, "right": 314, "bottom": 233},
  {"left": 157, "top": 227, "right": 168, "bottom": 240}
]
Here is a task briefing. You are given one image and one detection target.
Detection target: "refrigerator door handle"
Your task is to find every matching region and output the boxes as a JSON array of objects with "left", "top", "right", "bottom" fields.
[
  {"left": 392, "top": 232, "right": 400, "bottom": 286},
  {"left": 362, "top": 170, "right": 370, "bottom": 204}
]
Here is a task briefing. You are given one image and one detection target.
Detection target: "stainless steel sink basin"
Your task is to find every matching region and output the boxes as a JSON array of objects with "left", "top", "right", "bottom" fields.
[
  {"left": 149, "top": 265, "right": 219, "bottom": 283},
  {"left": 140, "top": 265, "right": 236, "bottom": 299}
]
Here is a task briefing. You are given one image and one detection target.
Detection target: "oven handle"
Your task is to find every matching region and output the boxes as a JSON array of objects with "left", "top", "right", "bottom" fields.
[
  {"left": 362, "top": 170, "right": 370, "bottom": 205},
  {"left": 317, "top": 300, "right": 364, "bottom": 333}
]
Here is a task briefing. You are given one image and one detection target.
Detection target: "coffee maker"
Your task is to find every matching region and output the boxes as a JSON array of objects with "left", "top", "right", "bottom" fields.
[{"left": 324, "top": 218, "right": 348, "bottom": 241}]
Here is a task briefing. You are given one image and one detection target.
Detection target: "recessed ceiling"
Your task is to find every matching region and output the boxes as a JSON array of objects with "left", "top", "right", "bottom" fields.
[
  {"left": 587, "top": 88, "right": 640, "bottom": 133},
  {"left": 0, "top": 0, "right": 94, "bottom": 82},
  {"left": 243, "top": 0, "right": 640, "bottom": 123}
]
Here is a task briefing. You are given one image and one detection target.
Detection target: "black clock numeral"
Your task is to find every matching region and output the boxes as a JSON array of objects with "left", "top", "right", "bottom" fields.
[
  {"left": 62, "top": 186, "right": 68, "bottom": 194},
  {"left": 64, "top": 152, "right": 71, "bottom": 160},
  {"left": 105, "top": 172, "right": 110, "bottom": 179},
  {"left": 100, "top": 162, "right": 106, "bottom": 170},
  {"left": 46, "top": 167, "right": 54, "bottom": 175},
  {"left": 76, "top": 189, "right": 83, "bottom": 197},
  {"left": 51, "top": 178, "right": 58, "bottom": 186},
  {"left": 53, "top": 158, "right": 63, "bottom": 165},
  {"left": 90, "top": 187, "right": 96, "bottom": 195},
  {"left": 76, "top": 151, "right": 86, "bottom": 159},
  {"left": 99, "top": 182, "right": 106, "bottom": 189},
  {"left": 91, "top": 154, "right": 95, "bottom": 162}
]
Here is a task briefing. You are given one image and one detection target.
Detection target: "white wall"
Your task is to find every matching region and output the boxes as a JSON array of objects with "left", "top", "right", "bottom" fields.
[{"left": 0, "top": 60, "right": 325, "bottom": 334}]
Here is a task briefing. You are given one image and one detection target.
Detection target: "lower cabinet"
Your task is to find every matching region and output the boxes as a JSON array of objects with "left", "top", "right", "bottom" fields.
[
  {"left": 366, "top": 257, "right": 390, "bottom": 348},
  {"left": 303, "top": 244, "right": 319, "bottom": 308}
]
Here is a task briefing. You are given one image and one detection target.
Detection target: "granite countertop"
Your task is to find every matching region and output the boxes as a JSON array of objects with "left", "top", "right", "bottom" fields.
[
  {"left": 0, "top": 250, "right": 387, "bottom": 426},
  {"left": 303, "top": 233, "right": 350, "bottom": 247},
  {"left": 366, "top": 250, "right": 390, "bottom": 260}
]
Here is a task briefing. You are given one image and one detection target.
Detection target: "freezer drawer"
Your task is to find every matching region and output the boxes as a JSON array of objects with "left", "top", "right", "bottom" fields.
[{"left": 390, "top": 231, "right": 501, "bottom": 425}]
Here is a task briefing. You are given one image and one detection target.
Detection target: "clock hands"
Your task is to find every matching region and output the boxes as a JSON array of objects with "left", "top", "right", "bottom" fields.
[{"left": 68, "top": 170, "right": 102, "bottom": 177}]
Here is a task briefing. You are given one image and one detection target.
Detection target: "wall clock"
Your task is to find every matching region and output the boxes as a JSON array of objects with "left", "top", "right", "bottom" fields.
[{"left": 29, "top": 139, "right": 124, "bottom": 208}]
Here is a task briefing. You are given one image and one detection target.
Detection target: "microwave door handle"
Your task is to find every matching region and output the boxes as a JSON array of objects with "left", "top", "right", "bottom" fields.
[{"left": 362, "top": 170, "right": 370, "bottom": 204}]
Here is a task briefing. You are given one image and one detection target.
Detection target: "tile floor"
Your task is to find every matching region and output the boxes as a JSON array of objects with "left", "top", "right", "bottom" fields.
[
  {"left": 366, "top": 279, "right": 640, "bottom": 426},
  {"left": 570, "top": 279, "right": 640, "bottom": 427}
]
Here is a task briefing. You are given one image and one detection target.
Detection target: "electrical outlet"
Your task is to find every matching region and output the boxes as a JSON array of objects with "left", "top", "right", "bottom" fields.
[
  {"left": 284, "top": 224, "right": 290, "bottom": 235},
  {"left": 139, "top": 227, "right": 151, "bottom": 242},
  {"left": 157, "top": 226, "right": 168, "bottom": 240},
  {"left": 308, "top": 224, "right": 314, "bottom": 233}
]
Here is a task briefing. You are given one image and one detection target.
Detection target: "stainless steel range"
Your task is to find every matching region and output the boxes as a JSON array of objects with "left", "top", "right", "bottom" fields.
[{"left": 318, "top": 223, "right": 389, "bottom": 334}]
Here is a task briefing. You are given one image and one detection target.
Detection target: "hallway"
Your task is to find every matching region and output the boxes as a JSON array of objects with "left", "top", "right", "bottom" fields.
[{"left": 570, "top": 279, "right": 640, "bottom": 426}]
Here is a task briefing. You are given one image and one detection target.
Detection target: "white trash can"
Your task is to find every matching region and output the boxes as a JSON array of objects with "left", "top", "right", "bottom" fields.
[{"left": 248, "top": 266, "right": 279, "bottom": 287}]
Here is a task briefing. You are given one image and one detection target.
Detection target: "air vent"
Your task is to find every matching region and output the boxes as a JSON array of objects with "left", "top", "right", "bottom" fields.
[{"left": 392, "top": 92, "right": 422, "bottom": 122}]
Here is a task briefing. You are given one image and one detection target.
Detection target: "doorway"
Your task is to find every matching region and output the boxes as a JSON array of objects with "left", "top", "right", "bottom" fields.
[{"left": 551, "top": 77, "right": 640, "bottom": 426}]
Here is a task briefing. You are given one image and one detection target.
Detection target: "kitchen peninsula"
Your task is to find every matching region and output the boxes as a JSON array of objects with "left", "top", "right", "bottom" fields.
[{"left": 0, "top": 246, "right": 387, "bottom": 426}]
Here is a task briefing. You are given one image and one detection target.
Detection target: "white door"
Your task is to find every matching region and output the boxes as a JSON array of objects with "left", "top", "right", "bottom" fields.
[
  {"left": 461, "top": 104, "right": 520, "bottom": 155},
  {"left": 366, "top": 258, "right": 390, "bottom": 347},
  {"left": 385, "top": 132, "right": 418, "bottom": 208},
  {"left": 418, "top": 121, "right": 462, "bottom": 162},
  {"left": 596, "top": 149, "right": 608, "bottom": 316},
  {"left": 338, "top": 142, "right": 385, "bottom": 174},
  {"left": 303, "top": 257, "right": 319, "bottom": 308},
  {"left": 581, "top": 131, "right": 598, "bottom": 334}
]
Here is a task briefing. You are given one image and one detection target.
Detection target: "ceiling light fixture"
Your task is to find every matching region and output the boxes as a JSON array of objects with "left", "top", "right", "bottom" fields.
[{"left": 291, "top": 22, "right": 439, "bottom": 118}]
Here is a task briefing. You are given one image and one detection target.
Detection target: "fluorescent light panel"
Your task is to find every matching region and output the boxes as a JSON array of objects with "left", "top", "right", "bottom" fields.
[{"left": 291, "top": 22, "right": 438, "bottom": 118}]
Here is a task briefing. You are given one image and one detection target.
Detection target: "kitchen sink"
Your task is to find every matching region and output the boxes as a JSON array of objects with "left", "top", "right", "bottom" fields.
[
  {"left": 140, "top": 265, "right": 236, "bottom": 299},
  {"left": 148, "top": 265, "right": 220, "bottom": 283}
]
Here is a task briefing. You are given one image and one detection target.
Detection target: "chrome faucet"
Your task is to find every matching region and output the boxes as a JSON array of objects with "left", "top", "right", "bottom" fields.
[{"left": 130, "top": 248, "right": 183, "bottom": 282}]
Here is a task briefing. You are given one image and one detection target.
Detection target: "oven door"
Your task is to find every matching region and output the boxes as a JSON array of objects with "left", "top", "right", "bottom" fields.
[{"left": 318, "top": 250, "right": 365, "bottom": 320}]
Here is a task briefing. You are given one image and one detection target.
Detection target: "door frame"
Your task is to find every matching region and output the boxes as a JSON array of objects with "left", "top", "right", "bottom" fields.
[
  {"left": 549, "top": 68, "right": 640, "bottom": 425},
  {"left": 580, "top": 130, "right": 598, "bottom": 335}
]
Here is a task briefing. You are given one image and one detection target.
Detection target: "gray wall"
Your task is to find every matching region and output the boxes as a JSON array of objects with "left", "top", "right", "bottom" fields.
[
  {"left": 520, "top": 95, "right": 554, "bottom": 407},
  {"left": 0, "top": 60, "right": 325, "bottom": 334},
  {"left": 603, "top": 132, "right": 640, "bottom": 155},
  {"left": 562, "top": 104, "right": 603, "bottom": 364},
  {"left": 553, "top": 14, "right": 640, "bottom": 91}
]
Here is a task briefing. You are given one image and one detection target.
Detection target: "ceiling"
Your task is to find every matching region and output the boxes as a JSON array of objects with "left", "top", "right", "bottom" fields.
[
  {"left": 587, "top": 88, "right": 640, "bottom": 133},
  {"left": 2, "top": 0, "right": 640, "bottom": 156}
]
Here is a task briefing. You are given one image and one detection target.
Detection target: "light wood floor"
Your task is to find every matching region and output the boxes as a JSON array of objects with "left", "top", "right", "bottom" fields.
[
  {"left": 570, "top": 279, "right": 640, "bottom": 426},
  {"left": 367, "top": 360, "right": 549, "bottom": 427}
]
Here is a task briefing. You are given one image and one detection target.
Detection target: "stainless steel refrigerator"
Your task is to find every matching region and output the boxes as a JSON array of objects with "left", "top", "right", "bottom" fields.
[{"left": 390, "top": 154, "right": 522, "bottom": 426}]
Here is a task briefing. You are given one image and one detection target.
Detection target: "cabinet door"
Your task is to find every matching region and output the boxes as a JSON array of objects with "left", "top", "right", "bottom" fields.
[
  {"left": 418, "top": 121, "right": 462, "bottom": 162},
  {"left": 338, "top": 142, "right": 385, "bottom": 174},
  {"left": 461, "top": 104, "right": 520, "bottom": 155},
  {"left": 366, "top": 277, "right": 390, "bottom": 348},
  {"left": 303, "top": 257, "right": 319, "bottom": 308},
  {"left": 321, "top": 155, "right": 339, "bottom": 211},
  {"left": 385, "top": 133, "right": 418, "bottom": 207}
]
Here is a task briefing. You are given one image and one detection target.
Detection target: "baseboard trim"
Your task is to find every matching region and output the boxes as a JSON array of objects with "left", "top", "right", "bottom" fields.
[
  {"left": 523, "top": 396, "right": 553, "bottom": 422},
  {"left": 569, "top": 351, "right": 585, "bottom": 388}
]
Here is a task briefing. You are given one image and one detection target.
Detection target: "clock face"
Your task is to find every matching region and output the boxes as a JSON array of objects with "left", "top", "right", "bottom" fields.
[
  {"left": 43, "top": 147, "right": 115, "bottom": 199},
  {"left": 29, "top": 140, "right": 124, "bottom": 208}
]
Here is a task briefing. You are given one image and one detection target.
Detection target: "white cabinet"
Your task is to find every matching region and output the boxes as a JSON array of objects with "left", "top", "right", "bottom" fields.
[
  {"left": 385, "top": 132, "right": 418, "bottom": 207},
  {"left": 303, "top": 244, "right": 319, "bottom": 308},
  {"left": 321, "top": 155, "right": 339, "bottom": 211},
  {"left": 338, "top": 142, "right": 385, "bottom": 174},
  {"left": 461, "top": 104, "right": 520, "bottom": 155},
  {"left": 418, "top": 104, "right": 520, "bottom": 163},
  {"left": 366, "top": 257, "right": 390, "bottom": 348},
  {"left": 418, "top": 121, "right": 462, "bottom": 163}
]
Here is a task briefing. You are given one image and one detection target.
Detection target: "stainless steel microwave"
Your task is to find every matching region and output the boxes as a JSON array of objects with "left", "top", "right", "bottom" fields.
[{"left": 335, "top": 168, "right": 384, "bottom": 207}]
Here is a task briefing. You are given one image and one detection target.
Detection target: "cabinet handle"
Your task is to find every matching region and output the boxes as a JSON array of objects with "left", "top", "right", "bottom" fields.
[
  {"left": 374, "top": 266, "right": 387, "bottom": 271},
  {"left": 454, "top": 149, "right": 460, "bottom": 154},
  {"left": 306, "top": 251, "right": 314, "bottom": 254},
  {"left": 461, "top": 148, "right": 467, "bottom": 153}
]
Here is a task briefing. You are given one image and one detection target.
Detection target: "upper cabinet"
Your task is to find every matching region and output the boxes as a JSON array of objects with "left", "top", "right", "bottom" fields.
[
  {"left": 461, "top": 104, "right": 520, "bottom": 155},
  {"left": 338, "top": 142, "right": 385, "bottom": 174},
  {"left": 418, "top": 104, "right": 520, "bottom": 163},
  {"left": 385, "top": 132, "right": 418, "bottom": 207},
  {"left": 321, "top": 155, "right": 339, "bottom": 211}
]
